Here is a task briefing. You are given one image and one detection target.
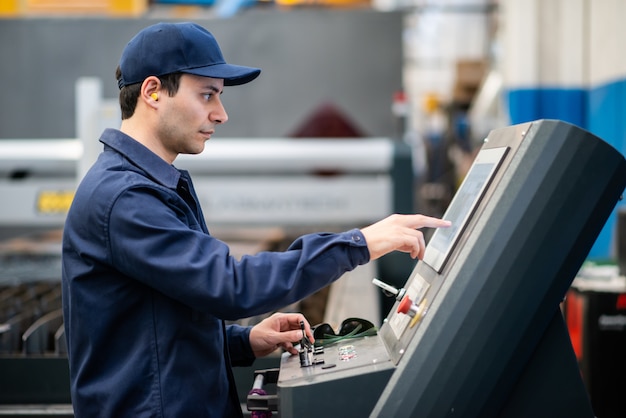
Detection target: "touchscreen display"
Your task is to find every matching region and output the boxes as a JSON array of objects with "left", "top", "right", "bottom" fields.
[{"left": 423, "top": 147, "right": 508, "bottom": 273}]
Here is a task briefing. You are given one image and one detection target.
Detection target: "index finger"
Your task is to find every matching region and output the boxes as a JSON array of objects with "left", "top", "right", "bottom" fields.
[
  {"left": 282, "top": 313, "right": 314, "bottom": 343},
  {"left": 408, "top": 214, "right": 452, "bottom": 230}
]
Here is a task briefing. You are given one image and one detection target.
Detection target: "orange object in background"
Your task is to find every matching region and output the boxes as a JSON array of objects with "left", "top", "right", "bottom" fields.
[{"left": 0, "top": 0, "right": 147, "bottom": 16}]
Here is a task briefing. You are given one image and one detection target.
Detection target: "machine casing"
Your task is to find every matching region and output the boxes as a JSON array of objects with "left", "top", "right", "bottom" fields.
[{"left": 271, "top": 119, "right": 626, "bottom": 418}]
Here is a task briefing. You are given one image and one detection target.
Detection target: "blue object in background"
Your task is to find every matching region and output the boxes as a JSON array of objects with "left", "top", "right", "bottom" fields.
[
  {"left": 506, "top": 80, "right": 626, "bottom": 260},
  {"left": 214, "top": 0, "right": 257, "bottom": 18},
  {"left": 152, "top": 0, "right": 259, "bottom": 17},
  {"left": 586, "top": 78, "right": 626, "bottom": 260},
  {"left": 506, "top": 87, "right": 587, "bottom": 129}
]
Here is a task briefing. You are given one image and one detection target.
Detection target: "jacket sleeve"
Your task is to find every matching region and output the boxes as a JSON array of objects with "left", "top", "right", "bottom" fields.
[
  {"left": 226, "top": 323, "right": 256, "bottom": 367},
  {"left": 107, "top": 186, "right": 371, "bottom": 320}
]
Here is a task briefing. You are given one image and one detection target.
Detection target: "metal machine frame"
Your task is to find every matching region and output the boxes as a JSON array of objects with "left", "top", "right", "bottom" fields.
[{"left": 264, "top": 120, "right": 626, "bottom": 418}]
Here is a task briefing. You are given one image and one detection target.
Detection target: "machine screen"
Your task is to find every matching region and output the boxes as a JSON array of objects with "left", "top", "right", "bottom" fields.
[{"left": 423, "top": 147, "right": 508, "bottom": 273}]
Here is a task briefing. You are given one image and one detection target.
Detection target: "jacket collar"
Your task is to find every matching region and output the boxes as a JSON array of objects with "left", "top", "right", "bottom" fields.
[{"left": 99, "top": 128, "right": 183, "bottom": 189}]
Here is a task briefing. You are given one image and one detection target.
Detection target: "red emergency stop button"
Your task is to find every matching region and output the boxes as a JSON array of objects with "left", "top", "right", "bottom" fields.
[{"left": 397, "top": 295, "right": 413, "bottom": 315}]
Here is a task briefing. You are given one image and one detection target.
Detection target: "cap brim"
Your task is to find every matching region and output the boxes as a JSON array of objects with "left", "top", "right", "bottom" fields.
[{"left": 184, "top": 63, "right": 261, "bottom": 86}]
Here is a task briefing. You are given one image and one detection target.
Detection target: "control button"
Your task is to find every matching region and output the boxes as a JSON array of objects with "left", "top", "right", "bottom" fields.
[
  {"left": 397, "top": 295, "right": 413, "bottom": 315},
  {"left": 397, "top": 295, "right": 429, "bottom": 328}
]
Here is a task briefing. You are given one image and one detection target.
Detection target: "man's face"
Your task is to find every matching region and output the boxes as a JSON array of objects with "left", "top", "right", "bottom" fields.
[{"left": 157, "top": 74, "right": 228, "bottom": 159}]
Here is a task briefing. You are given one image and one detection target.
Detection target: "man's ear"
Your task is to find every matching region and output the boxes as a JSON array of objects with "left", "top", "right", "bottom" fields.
[{"left": 141, "top": 76, "right": 161, "bottom": 107}]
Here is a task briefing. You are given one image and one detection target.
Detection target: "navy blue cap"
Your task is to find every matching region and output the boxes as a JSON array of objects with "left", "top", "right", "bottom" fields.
[{"left": 118, "top": 22, "right": 261, "bottom": 89}]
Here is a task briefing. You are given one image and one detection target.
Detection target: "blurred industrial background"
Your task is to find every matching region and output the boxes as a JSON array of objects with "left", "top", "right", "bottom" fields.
[{"left": 0, "top": 0, "right": 625, "bottom": 416}]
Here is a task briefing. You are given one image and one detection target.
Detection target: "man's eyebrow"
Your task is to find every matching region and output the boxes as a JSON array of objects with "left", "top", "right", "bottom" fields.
[{"left": 203, "top": 84, "right": 222, "bottom": 94}]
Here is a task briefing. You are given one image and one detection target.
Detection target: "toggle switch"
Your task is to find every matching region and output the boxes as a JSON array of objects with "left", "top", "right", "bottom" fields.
[
  {"left": 298, "top": 320, "right": 314, "bottom": 367},
  {"left": 397, "top": 295, "right": 428, "bottom": 328},
  {"left": 372, "top": 278, "right": 406, "bottom": 301}
]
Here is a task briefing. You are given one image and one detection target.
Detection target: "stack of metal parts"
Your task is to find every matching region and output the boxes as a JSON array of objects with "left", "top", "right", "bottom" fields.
[
  {"left": 0, "top": 230, "right": 65, "bottom": 356},
  {"left": 0, "top": 277, "right": 64, "bottom": 356},
  {"left": 0, "top": 231, "right": 73, "bottom": 417}
]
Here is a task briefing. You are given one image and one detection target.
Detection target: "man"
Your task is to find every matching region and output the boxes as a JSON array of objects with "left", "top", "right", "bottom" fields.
[{"left": 61, "top": 22, "right": 450, "bottom": 417}]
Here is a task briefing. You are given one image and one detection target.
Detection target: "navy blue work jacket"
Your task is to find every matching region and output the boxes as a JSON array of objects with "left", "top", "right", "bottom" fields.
[{"left": 61, "top": 129, "right": 370, "bottom": 417}]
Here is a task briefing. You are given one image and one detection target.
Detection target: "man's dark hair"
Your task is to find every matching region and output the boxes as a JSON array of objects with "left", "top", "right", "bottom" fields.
[{"left": 115, "top": 66, "right": 183, "bottom": 119}]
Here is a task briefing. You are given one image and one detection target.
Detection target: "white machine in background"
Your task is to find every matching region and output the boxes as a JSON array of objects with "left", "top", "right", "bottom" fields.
[{"left": 0, "top": 136, "right": 402, "bottom": 234}]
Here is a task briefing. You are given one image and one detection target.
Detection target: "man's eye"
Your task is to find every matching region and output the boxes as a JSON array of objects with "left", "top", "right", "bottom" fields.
[{"left": 203, "top": 93, "right": 213, "bottom": 100}]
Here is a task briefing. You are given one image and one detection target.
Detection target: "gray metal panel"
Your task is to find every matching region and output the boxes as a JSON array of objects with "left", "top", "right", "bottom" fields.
[
  {"left": 0, "top": 10, "right": 403, "bottom": 140},
  {"left": 277, "top": 335, "right": 394, "bottom": 418}
]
